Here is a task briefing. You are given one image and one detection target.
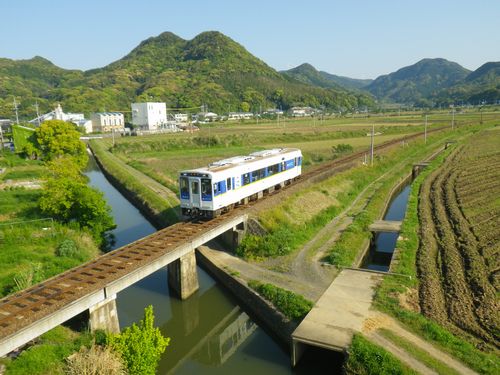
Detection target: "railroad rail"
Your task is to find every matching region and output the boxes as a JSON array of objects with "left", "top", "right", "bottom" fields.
[{"left": 0, "top": 126, "right": 447, "bottom": 354}]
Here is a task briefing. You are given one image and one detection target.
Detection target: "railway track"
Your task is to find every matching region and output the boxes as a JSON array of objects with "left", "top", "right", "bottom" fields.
[
  {"left": 0, "top": 210, "right": 244, "bottom": 340},
  {"left": 0, "top": 125, "right": 446, "bottom": 344}
]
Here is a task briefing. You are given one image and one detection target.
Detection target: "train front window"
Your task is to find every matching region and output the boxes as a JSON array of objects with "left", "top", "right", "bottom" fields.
[
  {"left": 180, "top": 177, "right": 189, "bottom": 197},
  {"left": 191, "top": 181, "right": 199, "bottom": 194},
  {"left": 201, "top": 179, "right": 211, "bottom": 195}
]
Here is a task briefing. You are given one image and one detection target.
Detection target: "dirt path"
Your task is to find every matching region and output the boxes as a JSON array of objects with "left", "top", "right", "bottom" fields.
[
  {"left": 198, "top": 243, "right": 323, "bottom": 301},
  {"left": 364, "top": 312, "right": 479, "bottom": 375}
]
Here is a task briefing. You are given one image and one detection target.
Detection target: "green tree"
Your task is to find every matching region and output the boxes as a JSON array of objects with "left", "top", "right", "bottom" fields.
[
  {"left": 240, "top": 101, "right": 250, "bottom": 112},
  {"left": 39, "top": 158, "right": 115, "bottom": 244},
  {"left": 107, "top": 305, "right": 169, "bottom": 375},
  {"left": 35, "top": 119, "right": 88, "bottom": 168}
]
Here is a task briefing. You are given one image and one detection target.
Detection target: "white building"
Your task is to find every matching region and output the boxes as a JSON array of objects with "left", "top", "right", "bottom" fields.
[
  {"left": 29, "top": 104, "right": 92, "bottom": 133},
  {"left": 195, "top": 112, "right": 218, "bottom": 123},
  {"left": 290, "top": 106, "right": 315, "bottom": 117},
  {"left": 90, "top": 112, "right": 125, "bottom": 133},
  {"left": 227, "top": 112, "right": 254, "bottom": 121},
  {"left": 131, "top": 102, "right": 167, "bottom": 130},
  {"left": 174, "top": 113, "right": 188, "bottom": 123}
]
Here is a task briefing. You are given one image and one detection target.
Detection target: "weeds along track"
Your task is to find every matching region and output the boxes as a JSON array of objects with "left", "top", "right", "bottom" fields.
[{"left": 417, "top": 129, "right": 500, "bottom": 349}]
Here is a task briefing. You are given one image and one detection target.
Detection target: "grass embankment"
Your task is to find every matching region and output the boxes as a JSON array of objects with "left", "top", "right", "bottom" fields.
[
  {"left": 237, "top": 125, "right": 478, "bottom": 261},
  {"left": 344, "top": 334, "right": 417, "bottom": 375},
  {"left": 248, "top": 280, "right": 313, "bottom": 321},
  {"left": 0, "top": 326, "right": 94, "bottom": 375},
  {"left": 0, "top": 155, "right": 99, "bottom": 297},
  {"left": 374, "top": 131, "right": 500, "bottom": 375},
  {"left": 88, "top": 139, "right": 179, "bottom": 227}
]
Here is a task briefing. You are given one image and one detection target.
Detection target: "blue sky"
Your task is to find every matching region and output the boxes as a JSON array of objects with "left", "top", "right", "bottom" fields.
[{"left": 1, "top": 0, "right": 499, "bottom": 78}]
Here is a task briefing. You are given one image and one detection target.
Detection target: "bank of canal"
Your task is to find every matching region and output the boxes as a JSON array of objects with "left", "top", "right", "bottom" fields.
[{"left": 85, "top": 155, "right": 329, "bottom": 374}]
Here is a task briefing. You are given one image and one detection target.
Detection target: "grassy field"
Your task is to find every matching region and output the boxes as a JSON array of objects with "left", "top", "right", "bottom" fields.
[
  {"left": 0, "top": 326, "right": 94, "bottom": 375},
  {"left": 237, "top": 123, "right": 483, "bottom": 261},
  {"left": 99, "top": 110, "right": 499, "bottom": 196},
  {"left": 100, "top": 113, "right": 445, "bottom": 194},
  {"left": 0, "top": 152, "right": 100, "bottom": 297}
]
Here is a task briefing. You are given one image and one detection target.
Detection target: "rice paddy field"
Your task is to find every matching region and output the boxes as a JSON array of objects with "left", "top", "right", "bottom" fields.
[{"left": 417, "top": 127, "right": 500, "bottom": 350}]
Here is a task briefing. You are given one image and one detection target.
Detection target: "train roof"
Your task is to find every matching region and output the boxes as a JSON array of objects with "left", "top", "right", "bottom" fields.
[{"left": 180, "top": 148, "right": 301, "bottom": 174}]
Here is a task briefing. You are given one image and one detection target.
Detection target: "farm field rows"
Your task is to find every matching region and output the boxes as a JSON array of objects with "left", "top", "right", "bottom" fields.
[{"left": 417, "top": 127, "right": 500, "bottom": 350}]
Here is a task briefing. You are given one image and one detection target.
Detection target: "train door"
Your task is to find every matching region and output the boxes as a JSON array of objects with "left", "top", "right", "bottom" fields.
[{"left": 189, "top": 178, "right": 201, "bottom": 208}]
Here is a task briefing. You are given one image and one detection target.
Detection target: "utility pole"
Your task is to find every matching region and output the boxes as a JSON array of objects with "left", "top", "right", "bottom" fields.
[
  {"left": 451, "top": 108, "right": 455, "bottom": 130},
  {"left": 370, "top": 123, "right": 375, "bottom": 166},
  {"left": 13, "top": 97, "right": 19, "bottom": 124},
  {"left": 0, "top": 123, "right": 4, "bottom": 150},
  {"left": 424, "top": 114, "right": 428, "bottom": 144},
  {"left": 34, "top": 100, "right": 41, "bottom": 127}
]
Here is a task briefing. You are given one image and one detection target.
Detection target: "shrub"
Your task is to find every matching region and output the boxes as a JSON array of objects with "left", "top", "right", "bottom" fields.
[
  {"left": 56, "top": 239, "right": 79, "bottom": 258},
  {"left": 66, "top": 345, "right": 126, "bottom": 375},
  {"left": 107, "top": 305, "right": 169, "bottom": 375}
]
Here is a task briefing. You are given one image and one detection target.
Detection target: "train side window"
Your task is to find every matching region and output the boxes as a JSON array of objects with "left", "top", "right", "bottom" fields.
[
  {"left": 213, "top": 182, "right": 219, "bottom": 195},
  {"left": 268, "top": 164, "right": 279, "bottom": 175},
  {"left": 242, "top": 173, "right": 250, "bottom": 185},
  {"left": 251, "top": 171, "right": 258, "bottom": 182},
  {"left": 259, "top": 168, "right": 265, "bottom": 179},
  {"left": 227, "top": 177, "right": 232, "bottom": 190}
]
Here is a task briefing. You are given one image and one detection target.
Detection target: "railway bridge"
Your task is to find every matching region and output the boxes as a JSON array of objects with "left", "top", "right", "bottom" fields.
[{"left": 0, "top": 211, "right": 247, "bottom": 357}]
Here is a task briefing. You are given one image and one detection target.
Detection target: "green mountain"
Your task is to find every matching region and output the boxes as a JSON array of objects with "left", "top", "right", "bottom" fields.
[
  {"left": 0, "top": 31, "right": 373, "bottom": 119},
  {"left": 366, "top": 58, "right": 471, "bottom": 105},
  {"left": 318, "top": 70, "right": 373, "bottom": 91},
  {"left": 281, "top": 63, "right": 372, "bottom": 91},
  {"left": 435, "top": 62, "right": 500, "bottom": 105}
]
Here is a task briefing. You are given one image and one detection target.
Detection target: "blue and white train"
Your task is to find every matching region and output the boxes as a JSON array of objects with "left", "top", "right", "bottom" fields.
[{"left": 179, "top": 148, "right": 302, "bottom": 218}]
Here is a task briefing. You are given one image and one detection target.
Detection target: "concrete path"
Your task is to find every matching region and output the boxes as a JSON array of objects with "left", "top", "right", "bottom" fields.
[{"left": 292, "top": 269, "right": 382, "bottom": 355}]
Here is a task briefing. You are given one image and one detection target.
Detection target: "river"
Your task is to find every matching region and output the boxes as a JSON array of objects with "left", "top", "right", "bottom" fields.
[{"left": 85, "top": 155, "right": 326, "bottom": 374}]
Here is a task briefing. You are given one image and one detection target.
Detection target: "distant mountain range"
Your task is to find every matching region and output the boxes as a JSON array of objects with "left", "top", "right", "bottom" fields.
[
  {"left": 0, "top": 31, "right": 498, "bottom": 120},
  {"left": 0, "top": 31, "right": 372, "bottom": 119},
  {"left": 282, "top": 58, "right": 499, "bottom": 106},
  {"left": 281, "top": 63, "right": 372, "bottom": 91}
]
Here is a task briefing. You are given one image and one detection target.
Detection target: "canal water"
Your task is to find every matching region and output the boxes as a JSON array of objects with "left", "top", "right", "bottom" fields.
[
  {"left": 85, "top": 155, "right": 330, "bottom": 374},
  {"left": 361, "top": 183, "right": 412, "bottom": 271}
]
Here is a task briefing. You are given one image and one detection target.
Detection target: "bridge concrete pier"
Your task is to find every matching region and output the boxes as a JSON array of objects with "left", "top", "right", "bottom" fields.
[
  {"left": 88, "top": 294, "right": 120, "bottom": 334},
  {"left": 168, "top": 249, "right": 200, "bottom": 300},
  {"left": 219, "top": 222, "right": 246, "bottom": 251}
]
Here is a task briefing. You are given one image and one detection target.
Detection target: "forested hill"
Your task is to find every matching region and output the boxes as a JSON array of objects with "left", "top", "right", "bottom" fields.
[
  {"left": 0, "top": 31, "right": 373, "bottom": 119},
  {"left": 434, "top": 61, "right": 500, "bottom": 106},
  {"left": 365, "top": 58, "right": 471, "bottom": 106},
  {"left": 281, "top": 63, "right": 373, "bottom": 91}
]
